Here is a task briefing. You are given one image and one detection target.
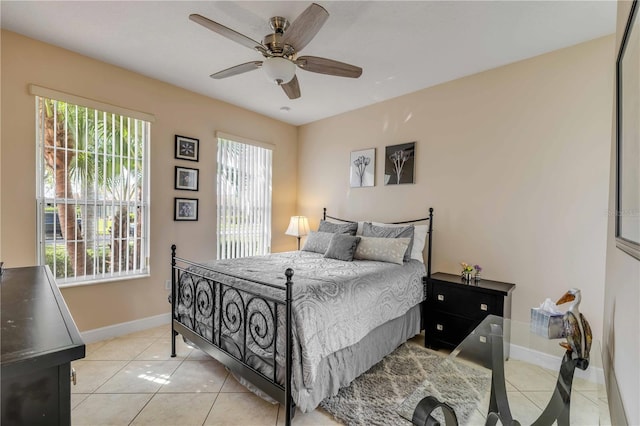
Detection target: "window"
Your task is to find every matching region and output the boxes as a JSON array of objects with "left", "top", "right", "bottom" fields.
[
  {"left": 217, "top": 134, "right": 272, "bottom": 259},
  {"left": 35, "top": 91, "right": 150, "bottom": 285}
]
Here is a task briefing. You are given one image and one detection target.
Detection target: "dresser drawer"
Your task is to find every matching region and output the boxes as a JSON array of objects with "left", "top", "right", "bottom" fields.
[
  {"left": 425, "top": 314, "right": 477, "bottom": 348},
  {"left": 430, "top": 283, "right": 497, "bottom": 320}
]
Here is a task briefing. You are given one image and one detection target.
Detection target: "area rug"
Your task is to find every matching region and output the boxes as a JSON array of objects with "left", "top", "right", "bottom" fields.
[{"left": 320, "top": 342, "right": 491, "bottom": 426}]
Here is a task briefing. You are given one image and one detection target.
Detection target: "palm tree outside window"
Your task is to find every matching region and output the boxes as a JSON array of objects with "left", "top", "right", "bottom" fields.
[{"left": 35, "top": 95, "right": 150, "bottom": 284}]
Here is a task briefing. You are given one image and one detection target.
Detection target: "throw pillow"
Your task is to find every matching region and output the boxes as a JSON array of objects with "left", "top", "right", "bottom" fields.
[
  {"left": 324, "top": 233, "right": 361, "bottom": 261},
  {"left": 362, "top": 222, "right": 414, "bottom": 262},
  {"left": 353, "top": 237, "right": 411, "bottom": 265},
  {"left": 301, "top": 231, "right": 334, "bottom": 254}
]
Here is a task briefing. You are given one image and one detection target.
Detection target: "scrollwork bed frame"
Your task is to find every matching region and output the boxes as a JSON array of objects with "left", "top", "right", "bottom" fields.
[{"left": 170, "top": 208, "right": 433, "bottom": 426}]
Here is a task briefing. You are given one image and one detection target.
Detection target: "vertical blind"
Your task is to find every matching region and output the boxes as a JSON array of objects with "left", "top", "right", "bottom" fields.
[
  {"left": 217, "top": 137, "right": 272, "bottom": 259},
  {"left": 35, "top": 95, "right": 150, "bottom": 285}
]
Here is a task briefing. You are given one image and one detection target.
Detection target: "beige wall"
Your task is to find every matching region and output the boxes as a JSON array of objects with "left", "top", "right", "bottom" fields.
[
  {"left": 603, "top": 2, "right": 640, "bottom": 424},
  {"left": 299, "top": 36, "right": 614, "bottom": 341},
  {"left": 0, "top": 30, "right": 298, "bottom": 331}
]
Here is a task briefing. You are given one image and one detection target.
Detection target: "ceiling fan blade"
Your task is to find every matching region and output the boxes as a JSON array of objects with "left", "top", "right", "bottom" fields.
[
  {"left": 281, "top": 75, "right": 301, "bottom": 99},
  {"left": 189, "top": 14, "right": 264, "bottom": 52},
  {"left": 282, "top": 3, "right": 329, "bottom": 52},
  {"left": 210, "top": 61, "right": 262, "bottom": 79},
  {"left": 296, "top": 56, "right": 362, "bottom": 78}
]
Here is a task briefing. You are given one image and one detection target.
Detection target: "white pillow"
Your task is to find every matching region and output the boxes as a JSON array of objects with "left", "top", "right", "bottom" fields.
[
  {"left": 372, "top": 222, "right": 428, "bottom": 263},
  {"left": 353, "top": 236, "right": 410, "bottom": 265}
]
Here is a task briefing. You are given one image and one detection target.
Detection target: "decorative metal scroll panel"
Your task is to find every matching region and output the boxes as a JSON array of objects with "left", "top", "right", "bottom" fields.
[{"left": 174, "top": 267, "right": 285, "bottom": 387}]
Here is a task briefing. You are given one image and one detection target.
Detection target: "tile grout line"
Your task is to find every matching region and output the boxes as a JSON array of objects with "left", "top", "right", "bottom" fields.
[
  {"left": 72, "top": 329, "right": 176, "bottom": 424},
  {"left": 128, "top": 331, "right": 196, "bottom": 425},
  {"left": 127, "top": 336, "right": 175, "bottom": 425},
  {"left": 201, "top": 390, "right": 222, "bottom": 426}
]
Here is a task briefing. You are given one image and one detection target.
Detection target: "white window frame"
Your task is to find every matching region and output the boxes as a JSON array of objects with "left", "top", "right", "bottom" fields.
[
  {"left": 216, "top": 132, "right": 273, "bottom": 260},
  {"left": 31, "top": 85, "right": 153, "bottom": 287}
]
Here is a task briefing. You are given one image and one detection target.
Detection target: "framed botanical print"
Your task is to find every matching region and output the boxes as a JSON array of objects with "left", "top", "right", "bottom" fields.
[
  {"left": 350, "top": 148, "right": 375, "bottom": 187},
  {"left": 175, "top": 166, "right": 198, "bottom": 191},
  {"left": 175, "top": 135, "right": 199, "bottom": 162},
  {"left": 384, "top": 142, "right": 415, "bottom": 185},
  {"left": 174, "top": 198, "right": 198, "bottom": 221}
]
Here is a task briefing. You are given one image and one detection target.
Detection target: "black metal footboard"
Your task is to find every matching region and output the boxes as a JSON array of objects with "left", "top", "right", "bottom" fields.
[{"left": 170, "top": 245, "right": 295, "bottom": 426}]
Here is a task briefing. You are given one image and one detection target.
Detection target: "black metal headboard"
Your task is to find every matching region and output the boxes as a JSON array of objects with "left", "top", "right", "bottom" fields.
[{"left": 322, "top": 207, "right": 434, "bottom": 277}]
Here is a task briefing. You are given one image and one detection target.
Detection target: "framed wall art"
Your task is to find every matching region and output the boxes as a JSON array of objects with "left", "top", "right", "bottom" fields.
[
  {"left": 616, "top": 0, "right": 640, "bottom": 260},
  {"left": 175, "top": 135, "right": 199, "bottom": 162},
  {"left": 384, "top": 142, "right": 415, "bottom": 185},
  {"left": 174, "top": 198, "right": 198, "bottom": 221},
  {"left": 175, "top": 166, "right": 199, "bottom": 191},
  {"left": 350, "top": 148, "right": 375, "bottom": 187}
]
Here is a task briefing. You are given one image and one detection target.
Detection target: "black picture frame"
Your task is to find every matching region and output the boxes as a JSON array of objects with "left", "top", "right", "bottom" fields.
[
  {"left": 616, "top": 0, "right": 640, "bottom": 260},
  {"left": 175, "top": 166, "right": 199, "bottom": 191},
  {"left": 384, "top": 142, "right": 416, "bottom": 185},
  {"left": 174, "top": 198, "right": 198, "bottom": 221},
  {"left": 175, "top": 135, "right": 199, "bottom": 162}
]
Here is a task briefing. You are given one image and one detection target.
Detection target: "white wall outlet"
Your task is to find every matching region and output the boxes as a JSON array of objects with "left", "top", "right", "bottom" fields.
[{"left": 165, "top": 279, "right": 171, "bottom": 291}]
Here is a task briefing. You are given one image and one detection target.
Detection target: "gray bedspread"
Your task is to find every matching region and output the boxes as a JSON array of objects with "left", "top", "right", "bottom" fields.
[{"left": 176, "top": 251, "right": 425, "bottom": 388}]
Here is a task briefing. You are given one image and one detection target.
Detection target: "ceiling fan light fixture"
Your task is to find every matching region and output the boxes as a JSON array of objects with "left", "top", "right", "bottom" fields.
[{"left": 262, "top": 57, "right": 296, "bottom": 85}]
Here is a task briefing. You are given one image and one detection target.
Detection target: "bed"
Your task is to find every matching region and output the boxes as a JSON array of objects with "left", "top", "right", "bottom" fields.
[{"left": 170, "top": 208, "right": 433, "bottom": 426}]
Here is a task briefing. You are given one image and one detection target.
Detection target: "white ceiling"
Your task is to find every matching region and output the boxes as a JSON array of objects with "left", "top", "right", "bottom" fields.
[{"left": 1, "top": 1, "right": 616, "bottom": 126}]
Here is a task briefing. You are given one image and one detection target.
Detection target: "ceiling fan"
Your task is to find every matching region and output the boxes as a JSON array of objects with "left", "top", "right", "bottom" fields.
[{"left": 189, "top": 3, "right": 363, "bottom": 100}]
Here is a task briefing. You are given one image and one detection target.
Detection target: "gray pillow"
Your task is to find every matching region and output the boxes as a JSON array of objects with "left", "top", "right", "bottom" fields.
[
  {"left": 318, "top": 220, "right": 358, "bottom": 236},
  {"left": 362, "top": 222, "right": 414, "bottom": 262},
  {"left": 324, "top": 233, "right": 361, "bottom": 261},
  {"left": 301, "top": 231, "right": 334, "bottom": 254}
]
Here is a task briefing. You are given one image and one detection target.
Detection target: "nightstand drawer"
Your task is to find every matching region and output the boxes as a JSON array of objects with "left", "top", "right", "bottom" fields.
[
  {"left": 431, "top": 284, "right": 497, "bottom": 320},
  {"left": 425, "top": 314, "right": 477, "bottom": 348}
]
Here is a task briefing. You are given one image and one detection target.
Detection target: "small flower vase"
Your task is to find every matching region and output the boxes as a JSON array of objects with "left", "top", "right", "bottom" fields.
[
  {"left": 462, "top": 271, "right": 473, "bottom": 283},
  {"left": 474, "top": 272, "right": 481, "bottom": 282}
]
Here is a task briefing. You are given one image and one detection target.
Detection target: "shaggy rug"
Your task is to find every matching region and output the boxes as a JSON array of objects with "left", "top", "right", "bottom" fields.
[{"left": 320, "top": 343, "right": 490, "bottom": 426}]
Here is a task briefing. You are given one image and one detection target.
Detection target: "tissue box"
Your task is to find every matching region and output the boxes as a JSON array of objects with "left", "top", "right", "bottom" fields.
[{"left": 530, "top": 308, "right": 565, "bottom": 339}]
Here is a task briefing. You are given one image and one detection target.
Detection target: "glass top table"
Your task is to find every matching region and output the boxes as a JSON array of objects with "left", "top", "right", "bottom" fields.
[{"left": 398, "top": 315, "right": 610, "bottom": 426}]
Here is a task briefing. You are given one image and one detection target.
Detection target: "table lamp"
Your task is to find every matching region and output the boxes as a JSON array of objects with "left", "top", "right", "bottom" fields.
[{"left": 285, "top": 216, "right": 310, "bottom": 250}]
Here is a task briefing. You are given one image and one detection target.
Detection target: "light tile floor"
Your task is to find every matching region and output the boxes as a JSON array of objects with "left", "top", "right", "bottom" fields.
[
  {"left": 71, "top": 325, "right": 340, "bottom": 426},
  {"left": 72, "top": 326, "right": 610, "bottom": 425}
]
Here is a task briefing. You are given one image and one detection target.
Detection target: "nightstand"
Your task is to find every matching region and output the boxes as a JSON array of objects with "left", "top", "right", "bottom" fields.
[{"left": 424, "top": 272, "right": 515, "bottom": 350}]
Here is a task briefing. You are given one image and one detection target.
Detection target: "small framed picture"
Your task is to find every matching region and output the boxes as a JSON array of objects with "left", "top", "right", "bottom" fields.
[
  {"left": 174, "top": 198, "right": 198, "bottom": 221},
  {"left": 175, "top": 166, "right": 199, "bottom": 191},
  {"left": 175, "top": 135, "right": 199, "bottom": 162},
  {"left": 384, "top": 142, "right": 416, "bottom": 185},
  {"left": 350, "top": 148, "right": 375, "bottom": 187}
]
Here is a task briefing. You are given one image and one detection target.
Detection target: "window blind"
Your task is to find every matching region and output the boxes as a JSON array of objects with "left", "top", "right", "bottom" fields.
[{"left": 217, "top": 137, "right": 272, "bottom": 259}]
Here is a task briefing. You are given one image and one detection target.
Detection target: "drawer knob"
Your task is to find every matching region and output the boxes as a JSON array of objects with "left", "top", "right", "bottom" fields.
[
  {"left": 437, "top": 294, "right": 445, "bottom": 301},
  {"left": 71, "top": 368, "right": 77, "bottom": 386},
  {"left": 479, "top": 336, "right": 487, "bottom": 343},
  {"left": 480, "top": 303, "right": 488, "bottom": 311},
  {"left": 436, "top": 324, "right": 443, "bottom": 331}
]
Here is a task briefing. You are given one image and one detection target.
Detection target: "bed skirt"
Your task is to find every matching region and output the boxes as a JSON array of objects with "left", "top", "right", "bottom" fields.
[{"left": 234, "top": 303, "right": 422, "bottom": 413}]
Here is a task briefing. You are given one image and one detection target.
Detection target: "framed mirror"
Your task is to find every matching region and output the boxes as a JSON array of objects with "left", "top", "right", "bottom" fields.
[{"left": 616, "top": 0, "right": 640, "bottom": 260}]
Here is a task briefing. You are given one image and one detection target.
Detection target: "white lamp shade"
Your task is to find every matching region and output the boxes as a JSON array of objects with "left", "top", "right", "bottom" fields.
[
  {"left": 285, "top": 216, "right": 310, "bottom": 237},
  {"left": 262, "top": 57, "right": 296, "bottom": 85}
]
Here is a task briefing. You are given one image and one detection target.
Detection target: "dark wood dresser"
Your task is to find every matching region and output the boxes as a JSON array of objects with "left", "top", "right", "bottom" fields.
[
  {"left": 1, "top": 266, "right": 85, "bottom": 426},
  {"left": 424, "top": 272, "right": 515, "bottom": 350}
]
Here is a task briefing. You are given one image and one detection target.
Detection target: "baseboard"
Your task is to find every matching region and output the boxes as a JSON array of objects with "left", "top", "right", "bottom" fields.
[
  {"left": 602, "top": 348, "right": 629, "bottom": 425},
  {"left": 509, "top": 343, "right": 605, "bottom": 385},
  {"left": 80, "top": 313, "right": 171, "bottom": 344}
]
